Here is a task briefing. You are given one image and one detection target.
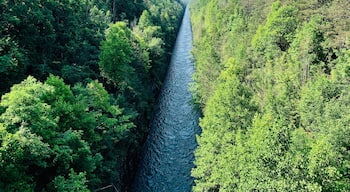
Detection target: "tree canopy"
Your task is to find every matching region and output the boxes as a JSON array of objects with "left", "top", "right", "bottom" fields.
[
  {"left": 0, "top": 0, "right": 185, "bottom": 191},
  {"left": 190, "top": 0, "right": 350, "bottom": 191}
]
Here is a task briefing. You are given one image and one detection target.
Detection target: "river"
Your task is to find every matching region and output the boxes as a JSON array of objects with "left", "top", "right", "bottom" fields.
[{"left": 132, "top": 5, "right": 200, "bottom": 192}]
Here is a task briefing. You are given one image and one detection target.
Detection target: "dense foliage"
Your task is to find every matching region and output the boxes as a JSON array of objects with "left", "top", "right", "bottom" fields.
[
  {"left": 0, "top": 0, "right": 184, "bottom": 191},
  {"left": 190, "top": 0, "right": 350, "bottom": 191},
  {"left": 0, "top": 76, "right": 135, "bottom": 191}
]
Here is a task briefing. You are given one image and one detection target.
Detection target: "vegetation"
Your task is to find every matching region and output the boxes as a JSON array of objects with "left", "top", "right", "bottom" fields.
[
  {"left": 190, "top": 0, "right": 350, "bottom": 191},
  {"left": 0, "top": 0, "right": 184, "bottom": 191}
]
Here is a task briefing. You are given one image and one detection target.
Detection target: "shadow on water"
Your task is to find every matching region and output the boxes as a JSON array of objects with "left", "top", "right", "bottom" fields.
[{"left": 132, "top": 5, "right": 200, "bottom": 192}]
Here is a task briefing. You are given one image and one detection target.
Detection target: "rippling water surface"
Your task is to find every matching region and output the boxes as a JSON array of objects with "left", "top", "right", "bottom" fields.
[{"left": 132, "top": 6, "right": 200, "bottom": 192}]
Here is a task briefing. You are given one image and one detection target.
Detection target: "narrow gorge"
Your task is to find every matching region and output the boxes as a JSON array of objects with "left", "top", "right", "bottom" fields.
[{"left": 132, "top": 6, "right": 200, "bottom": 192}]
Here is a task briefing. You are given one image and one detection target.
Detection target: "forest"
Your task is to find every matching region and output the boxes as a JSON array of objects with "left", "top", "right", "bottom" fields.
[
  {"left": 0, "top": 0, "right": 185, "bottom": 191},
  {"left": 190, "top": 0, "right": 350, "bottom": 191}
]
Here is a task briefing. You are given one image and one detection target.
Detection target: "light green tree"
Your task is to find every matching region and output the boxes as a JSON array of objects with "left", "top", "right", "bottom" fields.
[
  {"left": 99, "top": 22, "right": 134, "bottom": 90},
  {"left": 52, "top": 169, "right": 90, "bottom": 192},
  {"left": 192, "top": 59, "right": 257, "bottom": 191}
]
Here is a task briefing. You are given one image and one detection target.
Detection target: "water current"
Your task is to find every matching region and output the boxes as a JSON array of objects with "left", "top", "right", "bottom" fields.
[{"left": 132, "top": 6, "right": 200, "bottom": 192}]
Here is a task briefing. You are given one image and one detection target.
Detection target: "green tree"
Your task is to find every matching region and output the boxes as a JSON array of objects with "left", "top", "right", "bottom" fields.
[
  {"left": 192, "top": 60, "right": 257, "bottom": 191},
  {"left": 251, "top": 1, "right": 298, "bottom": 67},
  {"left": 236, "top": 112, "right": 293, "bottom": 191},
  {"left": 73, "top": 80, "right": 135, "bottom": 187},
  {"left": 190, "top": 0, "right": 350, "bottom": 191},
  {"left": 0, "top": 126, "right": 50, "bottom": 191},
  {"left": 99, "top": 22, "right": 134, "bottom": 90},
  {"left": 0, "top": 76, "right": 136, "bottom": 190},
  {"left": 0, "top": 76, "right": 57, "bottom": 136},
  {"left": 331, "top": 49, "right": 350, "bottom": 82},
  {"left": 52, "top": 169, "right": 89, "bottom": 192},
  {"left": 288, "top": 15, "right": 327, "bottom": 85}
]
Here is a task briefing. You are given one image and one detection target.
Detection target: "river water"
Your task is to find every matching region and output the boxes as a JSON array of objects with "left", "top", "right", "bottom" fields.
[{"left": 132, "top": 6, "right": 200, "bottom": 192}]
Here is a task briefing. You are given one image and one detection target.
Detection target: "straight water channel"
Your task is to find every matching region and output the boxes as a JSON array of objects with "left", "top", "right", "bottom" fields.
[{"left": 132, "top": 5, "right": 200, "bottom": 192}]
